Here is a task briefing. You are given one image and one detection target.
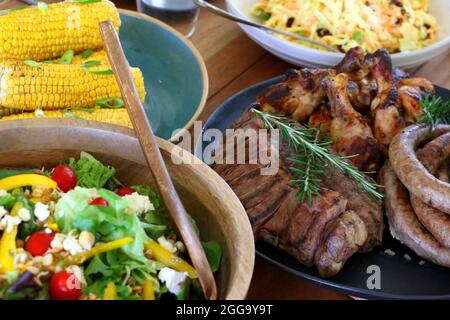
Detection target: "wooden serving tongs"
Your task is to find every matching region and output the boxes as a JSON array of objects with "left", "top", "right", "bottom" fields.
[{"left": 99, "top": 21, "right": 217, "bottom": 300}]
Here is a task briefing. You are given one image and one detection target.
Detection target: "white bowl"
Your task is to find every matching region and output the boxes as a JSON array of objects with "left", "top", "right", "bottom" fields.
[{"left": 225, "top": 0, "right": 450, "bottom": 69}]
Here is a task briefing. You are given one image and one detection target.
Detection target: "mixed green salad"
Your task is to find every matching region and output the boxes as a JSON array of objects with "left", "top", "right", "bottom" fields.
[{"left": 0, "top": 152, "right": 221, "bottom": 300}]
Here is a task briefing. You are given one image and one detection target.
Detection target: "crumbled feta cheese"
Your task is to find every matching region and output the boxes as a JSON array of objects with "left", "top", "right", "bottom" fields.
[
  {"left": 63, "top": 236, "right": 83, "bottom": 256},
  {"left": 123, "top": 192, "right": 154, "bottom": 215},
  {"left": 0, "top": 206, "right": 7, "bottom": 219},
  {"left": 158, "top": 267, "right": 188, "bottom": 295},
  {"left": 44, "top": 228, "right": 52, "bottom": 234},
  {"left": 17, "top": 208, "right": 31, "bottom": 222},
  {"left": 0, "top": 190, "right": 7, "bottom": 197},
  {"left": 50, "top": 233, "right": 66, "bottom": 250},
  {"left": 34, "top": 109, "right": 45, "bottom": 118},
  {"left": 34, "top": 202, "right": 50, "bottom": 222},
  {"left": 158, "top": 236, "right": 177, "bottom": 253},
  {"left": 0, "top": 215, "right": 21, "bottom": 233}
]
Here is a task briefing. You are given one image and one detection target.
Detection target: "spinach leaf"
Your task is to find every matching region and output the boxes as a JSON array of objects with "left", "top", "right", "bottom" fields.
[{"left": 201, "top": 241, "right": 222, "bottom": 273}]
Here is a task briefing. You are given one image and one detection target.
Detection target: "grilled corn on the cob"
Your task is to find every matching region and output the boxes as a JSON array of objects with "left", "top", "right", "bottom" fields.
[
  {"left": 0, "top": 1, "right": 120, "bottom": 61},
  {"left": 1, "top": 108, "right": 132, "bottom": 128},
  {"left": 0, "top": 60, "right": 145, "bottom": 110},
  {"left": 0, "top": 106, "right": 22, "bottom": 118}
]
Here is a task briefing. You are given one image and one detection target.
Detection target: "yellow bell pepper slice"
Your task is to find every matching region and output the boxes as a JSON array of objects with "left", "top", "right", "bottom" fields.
[
  {"left": 143, "top": 279, "right": 155, "bottom": 300},
  {"left": 0, "top": 202, "right": 22, "bottom": 274},
  {"left": 104, "top": 282, "right": 118, "bottom": 300},
  {"left": 144, "top": 239, "right": 197, "bottom": 279},
  {"left": 0, "top": 174, "right": 57, "bottom": 191},
  {"left": 65, "top": 237, "right": 133, "bottom": 265}
]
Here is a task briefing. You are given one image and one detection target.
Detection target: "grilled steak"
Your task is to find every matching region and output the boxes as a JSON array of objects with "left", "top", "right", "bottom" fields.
[
  {"left": 211, "top": 109, "right": 383, "bottom": 277},
  {"left": 314, "top": 210, "right": 368, "bottom": 277}
]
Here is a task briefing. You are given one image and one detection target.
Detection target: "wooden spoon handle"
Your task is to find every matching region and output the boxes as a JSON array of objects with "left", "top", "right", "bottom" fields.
[{"left": 99, "top": 21, "right": 217, "bottom": 300}]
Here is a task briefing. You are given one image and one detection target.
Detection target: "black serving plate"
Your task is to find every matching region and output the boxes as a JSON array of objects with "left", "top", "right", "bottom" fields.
[{"left": 195, "top": 76, "right": 450, "bottom": 299}]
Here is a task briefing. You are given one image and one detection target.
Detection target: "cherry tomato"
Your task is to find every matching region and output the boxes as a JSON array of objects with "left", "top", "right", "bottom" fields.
[
  {"left": 49, "top": 270, "right": 82, "bottom": 300},
  {"left": 90, "top": 197, "right": 109, "bottom": 206},
  {"left": 51, "top": 165, "right": 77, "bottom": 192},
  {"left": 24, "top": 230, "right": 56, "bottom": 257},
  {"left": 116, "top": 187, "right": 135, "bottom": 197}
]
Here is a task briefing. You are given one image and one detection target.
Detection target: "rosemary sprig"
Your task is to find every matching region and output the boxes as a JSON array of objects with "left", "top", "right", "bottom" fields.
[
  {"left": 287, "top": 126, "right": 325, "bottom": 205},
  {"left": 251, "top": 108, "right": 383, "bottom": 204},
  {"left": 418, "top": 95, "right": 450, "bottom": 128}
]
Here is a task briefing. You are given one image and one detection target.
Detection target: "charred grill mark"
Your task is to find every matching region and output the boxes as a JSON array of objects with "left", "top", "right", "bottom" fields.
[
  {"left": 286, "top": 17, "right": 295, "bottom": 28},
  {"left": 257, "top": 83, "right": 290, "bottom": 107},
  {"left": 300, "top": 69, "right": 316, "bottom": 91},
  {"left": 391, "top": 0, "right": 403, "bottom": 7},
  {"left": 335, "top": 47, "right": 365, "bottom": 73},
  {"left": 285, "top": 68, "right": 300, "bottom": 80}
]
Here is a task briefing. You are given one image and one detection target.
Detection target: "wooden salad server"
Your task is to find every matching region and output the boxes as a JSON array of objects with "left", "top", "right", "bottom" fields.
[{"left": 99, "top": 21, "right": 217, "bottom": 300}]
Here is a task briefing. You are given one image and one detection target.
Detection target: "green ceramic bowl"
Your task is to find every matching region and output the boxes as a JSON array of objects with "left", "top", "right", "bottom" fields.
[{"left": 119, "top": 10, "right": 208, "bottom": 141}]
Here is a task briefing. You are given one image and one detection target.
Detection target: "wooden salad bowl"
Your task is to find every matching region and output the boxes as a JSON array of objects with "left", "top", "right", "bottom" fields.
[{"left": 0, "top": 119, "right": 255, "bottom": 300}]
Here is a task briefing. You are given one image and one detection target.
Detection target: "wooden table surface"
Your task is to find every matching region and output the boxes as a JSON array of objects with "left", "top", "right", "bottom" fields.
[{"left": 8, "top": 0, "right": 450, "bottom": 300}]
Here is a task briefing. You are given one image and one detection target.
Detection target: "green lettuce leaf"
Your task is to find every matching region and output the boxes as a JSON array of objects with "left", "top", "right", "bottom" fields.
[
  {"left": 54, "top": 187, "right": 91, "bottom": 233},
  {"left": 83, "top": 252, "right": 160, "bottom": 300},
  {"left": 68, "top": 152, "right": 116, "bottom": 189},
  {"left": 55, "top": 187, "right": 149, "bottom": 262},
  {"left": 0, "top": 193, "right": 16, "bottom": 210}
]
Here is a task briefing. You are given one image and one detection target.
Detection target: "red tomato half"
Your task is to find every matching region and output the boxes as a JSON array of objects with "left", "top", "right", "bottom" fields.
[
  {"left": 90, "top": 197, "right": 109, "bottom": 206},
  {"left": 51, "top": 165, "right": 77, "bottom": 192},
  {"left": 116, "top": 187, "right": 135, "bottom": 197},
  {"left": 49, "top": 270, "right": 82, "bottom": 300},
  {"left": 25, "top": 230, "right": 56, "bottom": 257}
]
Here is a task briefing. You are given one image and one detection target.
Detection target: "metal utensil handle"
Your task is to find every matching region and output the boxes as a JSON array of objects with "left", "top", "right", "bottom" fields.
[{"left": 193, "top": 0, "right": 340, "bottom": 53}]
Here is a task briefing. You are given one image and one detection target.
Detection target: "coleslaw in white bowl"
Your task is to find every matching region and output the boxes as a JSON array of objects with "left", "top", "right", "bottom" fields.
[{"left": 225, "top": 0, "right": 450, "bottom": 69}]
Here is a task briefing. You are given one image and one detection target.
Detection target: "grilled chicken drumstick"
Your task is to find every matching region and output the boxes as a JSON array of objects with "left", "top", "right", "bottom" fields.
[
  {"left": 398, "top": 77, "right": 435, "bottom": 124},
  {"left": 258, "top": 68, "right": 333, "bottom": 122},
  {"left": 323, "top": 73, "right": 380, "bottom": 171},
  {"left": 369, "top": 49, "right": 406, "bottom": 152}
]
